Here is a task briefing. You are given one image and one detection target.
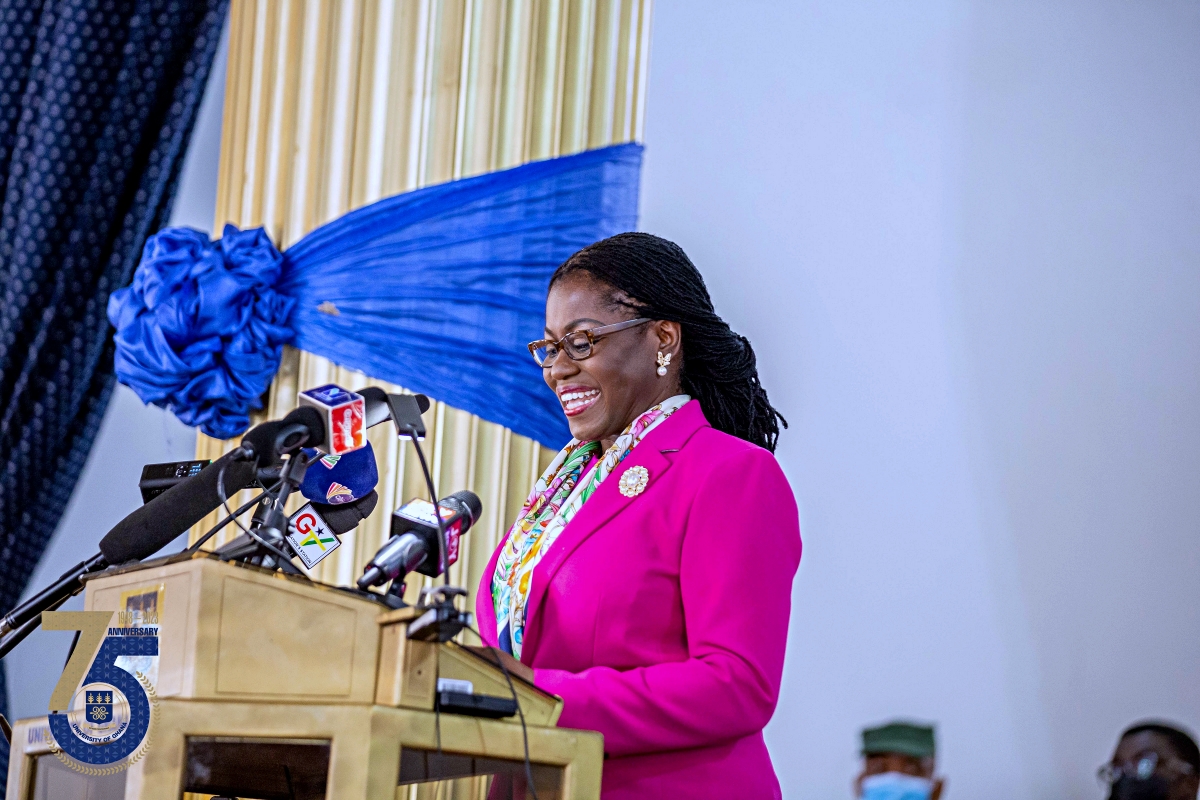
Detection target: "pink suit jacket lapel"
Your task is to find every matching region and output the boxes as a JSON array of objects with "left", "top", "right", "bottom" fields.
[{"left": 519, "top": 400, "right": 709, "bottom": 663}]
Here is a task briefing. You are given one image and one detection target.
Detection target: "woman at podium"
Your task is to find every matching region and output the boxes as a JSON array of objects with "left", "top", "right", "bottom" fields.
[{"left": 478, "top": 233, "right": 802, "bottom": 800}]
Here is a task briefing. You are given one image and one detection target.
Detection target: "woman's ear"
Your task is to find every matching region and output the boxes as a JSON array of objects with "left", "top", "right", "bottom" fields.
[{"left": 655, "top": 320, "right": 682, "bottom": 356}]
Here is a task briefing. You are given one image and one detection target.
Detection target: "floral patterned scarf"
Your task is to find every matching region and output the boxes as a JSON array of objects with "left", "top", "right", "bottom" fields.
[{"left": 492, "top": 394, "right": 691, "bottom": 658}]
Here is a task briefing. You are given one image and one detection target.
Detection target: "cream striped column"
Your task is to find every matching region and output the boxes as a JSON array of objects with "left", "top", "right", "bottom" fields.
[{"left": 194, "top": 0, "right": 652, "bottom": 620}]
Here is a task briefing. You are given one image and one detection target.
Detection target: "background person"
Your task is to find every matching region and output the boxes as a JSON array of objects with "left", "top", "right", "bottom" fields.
[
  {"left": 1100, "top": 721, "right": 1199, "bottom": 800},
  {"left": 855, "top": 721, "right": 945, "bottom": 800}
]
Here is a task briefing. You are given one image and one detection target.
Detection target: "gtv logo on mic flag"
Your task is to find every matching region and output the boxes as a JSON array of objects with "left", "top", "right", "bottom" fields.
[
  {"left": 287, "top": 502, "right": 342, "bottom": 569},
  {"left": 39, "top": 610, "right": 159, "bottom": 774}
]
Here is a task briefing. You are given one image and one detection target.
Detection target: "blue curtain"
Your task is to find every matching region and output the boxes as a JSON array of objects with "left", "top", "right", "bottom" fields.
[{"left": 0, "top": 0, "right": 229, "bottom": 783}]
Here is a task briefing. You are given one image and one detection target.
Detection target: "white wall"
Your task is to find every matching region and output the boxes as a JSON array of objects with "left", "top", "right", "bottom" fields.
[
  {"left": 640, "top": 1, "right": 1200, "bottom": 798},
  {"left": 4, "top": 22, "right": 227, "bottom": 720},
  {"left": 9, "top": 4, "right": 1200, "bottom": 798}
]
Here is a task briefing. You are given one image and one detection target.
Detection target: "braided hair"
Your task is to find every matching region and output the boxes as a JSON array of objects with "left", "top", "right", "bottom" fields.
[{"left": 551, "top": 232, "right": 787, "bottom": 453}]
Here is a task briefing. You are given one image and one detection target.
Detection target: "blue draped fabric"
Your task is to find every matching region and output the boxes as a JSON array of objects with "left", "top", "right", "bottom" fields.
[
  {"left": 282, "top": 144, "right": 642, "bottom": 447},
  {"left": 110, "top": 143, "right": 643, "bottom": 448},
  {"left": 0, "top": 0, "right": 228, "bottom": 785}
]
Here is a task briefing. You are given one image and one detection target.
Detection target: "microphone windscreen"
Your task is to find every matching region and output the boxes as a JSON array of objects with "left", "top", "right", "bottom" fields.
[
  {"left": 284, "top": 405, "right": 326, "bottom": 449},
  {"left": 300, "top": 440, "right": 379, "bottom": 504},
  {"left": 446, "top": 490, "right": 482, "bottom": 526},
  {"left": 99, "top": 450, "right": 258, "bottom": 564},
  {"left": 311, "top": 490, "right": 379, "bottom": 535},
  {"left": 415, "top": 394, "right": 431, "bottom": 414}
]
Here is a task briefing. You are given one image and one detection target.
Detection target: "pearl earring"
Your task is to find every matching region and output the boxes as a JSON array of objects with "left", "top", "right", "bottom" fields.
[{"left": 656, "top": 351, "right": 671, "bottom": 377}]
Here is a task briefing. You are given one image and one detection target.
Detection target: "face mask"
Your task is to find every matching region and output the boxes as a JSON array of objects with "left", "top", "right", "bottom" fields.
[
  {"left": 859, "top": 772, "right": 933, "bottom": 800},
  {"left": 1109, "top": 776, "right": 1171, "bottom": 800}
]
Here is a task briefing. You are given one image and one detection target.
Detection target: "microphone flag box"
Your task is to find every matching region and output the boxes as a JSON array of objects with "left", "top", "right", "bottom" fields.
[
  {"left": 287, "top": 503, "right": 343, "bottom": 569},
  {"left": 393, "top": 499, "right": 463, "bottom": 572},
  {"left": 298, "top": 384, "right": 366, "bottom": 455}
]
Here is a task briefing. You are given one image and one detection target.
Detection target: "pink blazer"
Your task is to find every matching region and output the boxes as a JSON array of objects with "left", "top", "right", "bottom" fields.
[{"left": 477, "top": 400, "right": 802, "bottom": 799}]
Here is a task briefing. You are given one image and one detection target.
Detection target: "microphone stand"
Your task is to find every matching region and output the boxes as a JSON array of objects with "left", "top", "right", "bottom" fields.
[
  {"left": 216, "top": 450, "right": 308, "bottom": 576},
  {"left": 3, "top": 416, "right": 338, "bottom": 660},
  {"left": 0, "top": 553, "right": 109, "bottom": 642},
  {"left": 0, "top": 592, "right": 76, "bottom": 660},
  {"left": 0, "top": 488, "right": 280, "bottom": 662}
]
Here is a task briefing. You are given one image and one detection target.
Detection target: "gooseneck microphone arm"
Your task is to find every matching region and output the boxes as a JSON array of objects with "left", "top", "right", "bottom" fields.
[{"left": 385, "top": 393, "right": 449, "bottom": 586}]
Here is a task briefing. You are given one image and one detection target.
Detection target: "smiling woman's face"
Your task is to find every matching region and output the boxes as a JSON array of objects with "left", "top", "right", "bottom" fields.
[{"left": 542, "top": 273, "right": 682, "bottom": 448}]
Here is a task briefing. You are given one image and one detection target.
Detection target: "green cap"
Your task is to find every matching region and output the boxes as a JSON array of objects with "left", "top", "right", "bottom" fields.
[{"left": 862, "top": 722, "right": 936, "bottom": 759}]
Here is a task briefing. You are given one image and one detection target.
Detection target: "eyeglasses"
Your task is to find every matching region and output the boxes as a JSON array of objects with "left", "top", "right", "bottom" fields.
[
  {"left": 1097, "top": 752, "right": 1196, "bottom": 787},
  {"left": 528, "top": 318, "right": 652, "bottom": 367}
]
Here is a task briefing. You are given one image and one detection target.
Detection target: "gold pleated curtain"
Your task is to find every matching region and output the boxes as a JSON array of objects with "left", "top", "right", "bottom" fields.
[{"left": 192, "top": 0, "right": 651, "bottom": 622}]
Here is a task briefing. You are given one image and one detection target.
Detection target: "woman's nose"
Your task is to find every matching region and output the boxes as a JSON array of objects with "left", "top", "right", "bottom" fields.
[{"left": 548, "top": 352, "right": 580, "bottom": 382}]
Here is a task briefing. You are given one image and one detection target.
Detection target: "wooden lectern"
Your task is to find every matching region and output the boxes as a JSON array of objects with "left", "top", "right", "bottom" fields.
[{"left": 5, "top": 556, "right": 603, "bottom": 800}]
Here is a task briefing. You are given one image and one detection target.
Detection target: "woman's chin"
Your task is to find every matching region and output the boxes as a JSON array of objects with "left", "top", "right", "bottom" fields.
[{"left": 566, "top": 411, "right": 606, "bottom": 443}]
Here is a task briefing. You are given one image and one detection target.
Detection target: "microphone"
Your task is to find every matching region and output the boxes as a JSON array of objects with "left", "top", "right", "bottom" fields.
[
  {"left": 299, "top": 441, "right": 379, "bottom": 504},
  {"left": 360, "top": 387, "right": 431, "bottom": 437},
  {"left": 1, "top": 450, "right": 259, "bottom": 640},
  {"left": 234, "top": 386, "right": 429, "bottom": 467},
  {"left": 357, "top": 490, "right": 482, "bottom": 589},
  {"left": 234, "top": 405, "right": 325, "bottom": 466},
  {"left": 359, "top": 386, "right": 394, "bottom": 428},
  {"left": 355, "top": 533, "right": 427, "bottom": 589},
  {"left": 312, "top": 492, "right": 379, "bottom": 533},
  {"left": 387, "top": 393, "right": 430, "bottom": 438},
  {"left": 100, "top": 450, "right": 258, "bottom": 565}
]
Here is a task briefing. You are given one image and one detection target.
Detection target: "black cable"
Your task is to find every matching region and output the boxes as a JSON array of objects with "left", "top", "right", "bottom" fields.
[
  {"left": 406, "top": 432, "right": 450, "bottom": 587},
  {"left": 468, "top": 624, "right": 538, "bottom": 800},
  {"left": 216, "top": 459, "right": 294, "bottom": 567},
  {"left": 435, "top": 688, "right": 442, "bottom": 755},
  {"left": 182, "top": 489, "right": 269, "bottom": 556},
  {"left": 64, "top": 630, "right": 81, "bottom": 669}
]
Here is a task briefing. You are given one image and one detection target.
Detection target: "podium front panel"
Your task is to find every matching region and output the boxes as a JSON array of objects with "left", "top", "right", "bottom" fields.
[
  {"left": 399, "top": 747, "right": 563, "bottom": 798},
  {"left": 28, "top": 755, "right": 125, "bottom": 800}
]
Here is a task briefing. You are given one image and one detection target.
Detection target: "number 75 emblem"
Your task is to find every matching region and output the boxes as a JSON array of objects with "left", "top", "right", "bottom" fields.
[{"left": 41, "top": 611, "right": 158, "bottom": 769}]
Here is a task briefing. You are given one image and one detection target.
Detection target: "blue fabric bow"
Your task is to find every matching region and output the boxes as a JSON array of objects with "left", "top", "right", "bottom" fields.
[{"left": 107, "top": 144, "right": 643, "bottom": 445}]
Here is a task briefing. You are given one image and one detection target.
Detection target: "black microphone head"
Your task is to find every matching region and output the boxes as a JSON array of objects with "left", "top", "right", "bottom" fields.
[
  {"left": 239, "top": 420, "right": 285, "bottom": 465},
  {"left": 414, "top": 394, "right": 431, "bottom": 414},
  {"left": 239, "top": 406, "right": 326, "bottom": 467},
  {"left": 311, "top": 491, "right": 379, "bottom": 535},
  {"left": 444, "top": 490, "right": 482, "bottom": 527},
  {"left": 282, "top": 405, "right": 325, "bottom": 450}
]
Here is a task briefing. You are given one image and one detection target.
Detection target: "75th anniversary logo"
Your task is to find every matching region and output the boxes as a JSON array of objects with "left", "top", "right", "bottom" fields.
[{"left": 40, "top": 587, "right": 161, "bottom": 775}]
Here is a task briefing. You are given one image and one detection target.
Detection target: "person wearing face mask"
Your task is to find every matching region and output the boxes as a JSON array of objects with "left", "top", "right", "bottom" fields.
[
  {"left": 854, "top": 722, "right": 945, "bottom": 800},
  {"left": 1099, "top": 721, "right": 1199, "bottom": 800},
  {"left": 476, "top": 233, "right": 801, "bottom": 799}
]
